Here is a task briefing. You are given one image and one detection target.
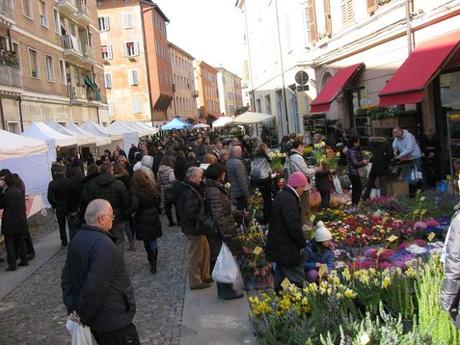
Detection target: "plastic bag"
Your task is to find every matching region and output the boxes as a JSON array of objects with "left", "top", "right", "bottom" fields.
[
  {"left": 370, "top": 188, "right": 380, "bottom": 200},
  {"left": 66, "top": 319, "right": 96, "bottom": 345},
  {"left": 212, "top": 243, "right": 238, "bottom": 284},
  {"left": 332, "top": 175, "right": 342, "bottom": 194}
]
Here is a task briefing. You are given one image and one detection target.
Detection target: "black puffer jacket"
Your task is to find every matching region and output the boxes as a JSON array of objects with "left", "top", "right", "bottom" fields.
[
  {"left": 205, "top": 179, "right": 236, "bottom": 240},
  {"left": 130, "top": 189, "right": 162, "bottom": 241},
  {"left": 368, "top": 139, "right": 393, "bottom": 176},
  {"left": 266, "top": 187, "right": 306, "bottom": 267},
  {"left": 176, "top": 180, "right": 203, "bottom": 236},
  {"left": 61, "top": 225, "right": 136, "bottom": 332},
  {"left": 47, "top": 175, "right": 70, "bottom": 213},
  {"left": 82, "top": 173, "right": 130, "bottom": 224},
  {"left": 0, "top": 185, "right": 27, "bottom": 236},
  {"left": 67, "top": 176, "right": 83, "bottom": 213}
]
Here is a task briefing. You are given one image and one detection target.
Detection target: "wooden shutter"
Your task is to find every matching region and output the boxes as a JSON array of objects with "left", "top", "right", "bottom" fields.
[
  {"left": 367, "top": 0, "right": 378, "bottom": 14},
  {"left": 323, "top": 0, "right": 332, "bottom": 37},
  {"left": 133, "top": 70, "right": 139, "bottom": 85},
  {"left": 107, "top": 45, "right": 112, "bottom": 59},
  {"left": 307, "top": 0, "right": 318, "bottom": 44},
  {"left": 341, "top": 0, "right": 354, "bottom": 27},
  {"left": 134, "top": 41, "right": 140, "bottom": 56}
]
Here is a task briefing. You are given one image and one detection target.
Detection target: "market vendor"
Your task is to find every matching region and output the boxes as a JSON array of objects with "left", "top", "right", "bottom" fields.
[
  {"left": 392, "top": 127, "right": 423, "bottom": 198},
  {"left": 304, "top": 221, "right": 334, "bottom": 283}
]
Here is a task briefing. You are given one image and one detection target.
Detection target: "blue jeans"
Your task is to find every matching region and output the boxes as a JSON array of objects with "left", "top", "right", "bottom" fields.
[
  {"left": 143, "top": 239, "right": 158, "bottom": 252},
  {"left": 124, "top": 220, "right": 134, "bottom": 241}
]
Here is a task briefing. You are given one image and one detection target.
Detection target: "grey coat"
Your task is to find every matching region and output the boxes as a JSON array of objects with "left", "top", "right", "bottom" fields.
[
  {"left": 226, "top": 157, "right": 250, "bottom": 199},
  {"left": 441, "top": 211, "right": 460, "bottom": 323}
]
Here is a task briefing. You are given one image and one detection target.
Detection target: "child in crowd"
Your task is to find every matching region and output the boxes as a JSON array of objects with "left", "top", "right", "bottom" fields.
[
  {"left": 304, "top": 221, "right": 334, "bottom": 283},
  {"left": 315, "top": 162, "right": 332, "bottom": 210}
]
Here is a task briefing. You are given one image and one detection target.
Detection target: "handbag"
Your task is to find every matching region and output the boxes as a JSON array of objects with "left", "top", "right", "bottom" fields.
[{"left": 197, "top": 196, "right": 218, "bottom": 236}]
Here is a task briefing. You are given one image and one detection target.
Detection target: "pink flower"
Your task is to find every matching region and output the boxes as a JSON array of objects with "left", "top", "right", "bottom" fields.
[
  {"left": 378, "top": 261, "right": 393, "bottom": 270},
  {"left": 414, "top": 221, "right": 427, "bottom": 229}
]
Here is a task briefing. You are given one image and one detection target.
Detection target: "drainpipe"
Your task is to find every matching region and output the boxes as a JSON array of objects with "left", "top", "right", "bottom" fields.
[
  {"left": 18, "top": 96, "right": 24, "bottom": 132},
  {"left": 0, "top": 96, "right": 4, "bottom": 130},
  {"left": 405, "top": 0, "right": 413, "bottom": 56},
  {"left": 274, "top": 0, "right": 290, "bottom": 134}
]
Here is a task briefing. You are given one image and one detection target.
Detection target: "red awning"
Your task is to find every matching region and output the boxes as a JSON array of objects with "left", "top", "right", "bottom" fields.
[
  {"left": 379, "top": 30, "right": 460, "bottom": 106},
  {"left": 310, "top": 63, "right": 365, "bottom": 113}
]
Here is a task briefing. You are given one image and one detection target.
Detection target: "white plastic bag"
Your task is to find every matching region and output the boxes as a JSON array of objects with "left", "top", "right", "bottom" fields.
[
  {"left": 212, "top": 243, "right": 238, "bottom": 284},
  {"left": 332, "top": 175, "right": 342, "bottom": 194},
  {"left": 370, "top": 188, "right": 381, "bottom": 200},
  {"left": 66, "top": 319, "right": 96, "bottom": 345}
]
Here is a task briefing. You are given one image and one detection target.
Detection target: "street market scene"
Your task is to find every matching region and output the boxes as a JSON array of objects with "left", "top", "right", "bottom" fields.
[{"left": 0, "top": 0, "right": 460, "bottom": 344}]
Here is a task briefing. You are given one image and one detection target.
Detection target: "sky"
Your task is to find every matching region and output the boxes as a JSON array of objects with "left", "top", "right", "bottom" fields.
[{"left": 156, "top": 0, "right": 246, "bottom": 77}]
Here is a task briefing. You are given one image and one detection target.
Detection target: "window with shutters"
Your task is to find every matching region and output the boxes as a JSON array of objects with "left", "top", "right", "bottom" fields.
[
  {"left": 29, "top": 48, "right": 39, "bottom": 79},
  {"left": 132, "top": 98, "right": 142, "bottom": 113},
  {"left": 45, "top": 55, "right": 54, "bottom": 81},
  {"left": 101, "top": 45, "right": 112, "bottom": 60},
  {"left": 39, "top": 1, "right": 48, "bottom": 27},
  {"left": 59, "top": 59, "right": 67, "bottom": 84},
  {"left": 98, "top": 16, "right": 110, "bottom": 31},
  {"left": 123, "top": 13, "right": 133, "bottom": 29},
  {"left": 104, "top": 73, "right": 112, "bottom": 88},
  {"left": 341, "top": 0, "right": 354, "bottom": 28},
  {"left": 129, "top": 70, "right": 139, "bottom": 86},
  {"left": 124, "top": 41, "right": 139, "bottom": 57},
  {"left": 367, "top": 0, "right": 377, "bottom": 14},
  {"left": 306, "top": 0, "right": 318, "bottom": 44}
]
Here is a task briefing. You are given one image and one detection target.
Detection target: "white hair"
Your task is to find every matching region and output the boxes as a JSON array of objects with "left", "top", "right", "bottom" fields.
[
  {"left": 186, "top": 166, "right": 202, "bottom": 180},
  {"left": 84, "top": 199, "right": 111, "bottom": 225}
]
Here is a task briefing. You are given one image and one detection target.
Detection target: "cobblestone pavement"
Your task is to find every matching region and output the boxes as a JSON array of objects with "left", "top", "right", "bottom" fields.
[{"left": 0, "top": 219, "right": 187, "bottom": 345}]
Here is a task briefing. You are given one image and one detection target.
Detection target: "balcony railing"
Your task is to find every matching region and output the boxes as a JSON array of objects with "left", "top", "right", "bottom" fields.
[
  {"left": 0, "top": 0, "right": 12, "bottom": 19},
  {"left": 75, "top": 0, "right": 92, "bottom": 24},
  {"left": 62, "top": 34, "right": 82, "bottom": 57},
  {"left": 81, "top": 44, "right": 93, "bottom": 61},
  {"left": 0, "top": 64, "right": 21, "bottom": 88}
]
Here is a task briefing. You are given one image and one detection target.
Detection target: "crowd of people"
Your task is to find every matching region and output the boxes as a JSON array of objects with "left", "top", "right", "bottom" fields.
[{"left": 0, "top": 123, "right": 444, "bottom": 343}]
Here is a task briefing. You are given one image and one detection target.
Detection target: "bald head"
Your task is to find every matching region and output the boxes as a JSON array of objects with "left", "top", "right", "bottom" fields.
[
  {"left": 229, "top": 145, "right": 242, "bottom": 158},
  {"left": 84, "top": 199, "right": 113, "bottom": 231}
]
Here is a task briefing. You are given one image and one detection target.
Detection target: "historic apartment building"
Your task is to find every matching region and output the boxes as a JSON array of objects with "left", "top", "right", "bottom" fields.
[
  {"left": 97, "top": 0, "right": 173, "bottom": 123},
  {"left": 167, "top": 42, "right": 198, "bottom": 121},
  {"left": 194, "top": 60, "right": 220, "bottom": 121},
  {"left": 0, "top": 0, "right": 108, "bottom": 133},
  {"left": 217, "top": 66, "right": 243, "bottom": 116}
]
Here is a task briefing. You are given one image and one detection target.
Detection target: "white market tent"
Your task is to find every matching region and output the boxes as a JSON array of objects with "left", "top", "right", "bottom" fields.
[
  {"left": 82, "top": 121, "right": 123, "bottom": 152},
  {"left": 21, "top": 122, "right": 77, "bottom": 162},
  {"left": 193, "top": 123, "right": 210, "bottom": 129},
  {"left": 231, "top": 112, "right": 275, "bottom": 125},
  {"left": 118, "top": 121, "right": 150, "bottom": 137},
  {"left": 46, "top": 120, "right": 97, "bottom": 147},
  {"left": 136, "top": 122, "right": 159, "bottom": 135},
  {"left": 108, "top": 122, "right": 139, "bottom": 154},
  {"left": 0, "top": 129, "right": 52, "bottom": 201},
  {"left": 212, "top": 116, "right": 233, "bottom": 129},
  {"left": 67, "top": 123, "right": 111, "bottom": 147}
]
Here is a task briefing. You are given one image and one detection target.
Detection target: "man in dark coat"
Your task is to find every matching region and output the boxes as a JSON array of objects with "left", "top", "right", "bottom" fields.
[
  {"left": 47, "top": 164, "right": 70, "bottom": 246},
  {"left": 363, "top": 137, "right": 393, "bottom": 200},
  {"left": 176, "top": 166, "right": 212, "bottom": 290},
  {"left": 0, "top": 174, "right": 28, "bottom": 271},
  {"left": 82, "top": 162, "right": 130, "bottom": 251},
  {"left": 421, "top": 128, "right": 440, "bottom": 188},
  {"left": 174, "top": 151, "right": 194, "bottom": 182},
  {"left": 266, "top": 172, "right": 308, "bottom": 293},
  {"left": 61, "top": 199, "right": 140, "bottom": 345}
]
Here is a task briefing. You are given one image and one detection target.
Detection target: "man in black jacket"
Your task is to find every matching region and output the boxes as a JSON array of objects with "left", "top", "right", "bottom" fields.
[
  {"left": 47, "top": 164, "right": 70, "bottom": 246},
  {"left": 82, "top": 162, "right": 130, "bottom": 251},
  {"left": 61, "top": 199, "right": 140, "bottom": 345},
  {"left": 176, "top": 166, "right": 212, "bottom": 290},
  {"left": 267, "top": 172, "right": 308, "bottom": 293},
  {"left": 363, "top": 137, "right": 393, "bottom": 200},
  {"left": 0, "top": 174, "right": 28, "bottom": 271}
]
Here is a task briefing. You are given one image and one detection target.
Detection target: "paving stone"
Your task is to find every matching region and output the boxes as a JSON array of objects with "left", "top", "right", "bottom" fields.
[{"left": 0, "top": 218, "right": 187, "bottom": 345}]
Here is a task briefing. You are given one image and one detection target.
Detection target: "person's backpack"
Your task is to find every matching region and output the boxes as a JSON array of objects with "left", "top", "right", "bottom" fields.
[{"left": 250, "top": 157, "right": 270, "bottom": 182}]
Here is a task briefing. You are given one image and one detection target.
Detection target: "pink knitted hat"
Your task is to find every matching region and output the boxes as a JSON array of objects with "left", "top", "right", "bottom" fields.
[{"left": 287, "top": 172, "right": 308, "bottom": 188}]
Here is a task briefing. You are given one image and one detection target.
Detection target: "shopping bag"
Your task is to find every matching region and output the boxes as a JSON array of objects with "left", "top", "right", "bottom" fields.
[
  {"left": 212, "top": 243, "right": 238, "bottom": 284},
  {"left": 66, "top": 319, "right": 96, "bottom": 345},
  {"left": 332, "top": 175, "right": 342, "bottom": 194},
  {"left": 370, "top": 188, "right": 381, "bottom": 200}
]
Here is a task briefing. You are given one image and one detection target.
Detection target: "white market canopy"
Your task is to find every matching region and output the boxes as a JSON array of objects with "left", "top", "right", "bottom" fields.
[
  {"left": 108, "top": 122, "right": 139, "bottom": 154},
  {"left": 46, "top": 121, "right": 97, "bottom": 147},
  {"left": 136, "top": 122, "right": 159, "bottom": 135},
  {"left": 67, "top": 123, "right": 111, "bottom": 147},
  {"left": 212, "top": 116, "right": 233, "bottom": 128},
  {"left": 193, "top": 123, "right": 210, "bottom": 129},
  {"left": 82, "top": 121, "right": 123, "bottom": 142},
  {"left": 21, "top": 122, "right": 78, "bottom": 162},
  {"left": 0, "top": 129, "right": 52, "bottom": 200},
  {"left": 231, "top": 111, "right": 275, "bottom": 125},
  {"left": 117, "top": 121, "right": 150, "bottom": 137}
]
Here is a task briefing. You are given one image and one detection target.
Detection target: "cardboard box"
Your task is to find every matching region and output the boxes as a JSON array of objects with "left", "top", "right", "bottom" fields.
[{"left": 388, "top": 180, "right": 409, "bottom": 197}]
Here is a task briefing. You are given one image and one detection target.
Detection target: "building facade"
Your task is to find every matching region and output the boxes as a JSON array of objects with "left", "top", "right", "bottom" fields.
[
  {"left": 97, "top": 0, "right": 172, "bottom": 123},
  {"left": 0, "top": 0, "right": 108, "bottom": 133},
  {"left": 216, "top": 67, "right": 243, "bottom": 116},
  {"left": 167, "top": 42, "right": 198, "bottom": 121},
  {"left": 194, "top": 60, "right": 220, "bottom": 120},
  {"left": 238, "top": 0, "right": 460, "bottom": 152}
]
